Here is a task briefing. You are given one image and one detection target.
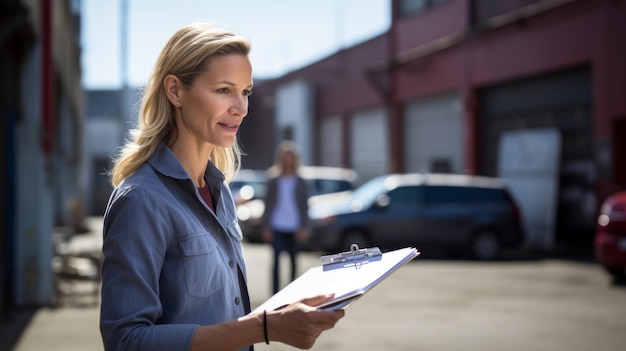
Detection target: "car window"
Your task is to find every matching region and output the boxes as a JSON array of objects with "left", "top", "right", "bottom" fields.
[
  {"left": 422, "top": 185, "right": 508, "bottom": 204},
  {"left": 470, "top": 187, "right": 509, "bottom": 202},
  {"left": 350, "top": 176, "right": 388, "bottom": 207},
  {"left": 307, "top": 179, "right": 354, "bottom": 196},
  {"left": 422, "top": 186, "right": 460, "bottom": 204},
  {"left": 388, "top": 186, "right": 422, "bottom": 205}
]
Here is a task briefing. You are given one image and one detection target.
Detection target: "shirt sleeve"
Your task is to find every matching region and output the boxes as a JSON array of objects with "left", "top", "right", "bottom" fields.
[{"left": 100, "top": 186, "right": 197, "bottom": 351}]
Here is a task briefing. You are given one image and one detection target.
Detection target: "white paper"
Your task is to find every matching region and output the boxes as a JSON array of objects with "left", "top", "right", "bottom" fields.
[{"left": 251, "top": 247, "right": 419, "bottom": 313}]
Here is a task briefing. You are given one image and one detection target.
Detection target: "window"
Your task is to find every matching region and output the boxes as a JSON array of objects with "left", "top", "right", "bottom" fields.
[
  {"left": 472, "top": 0, "right": 542, "bottom": 25},
  {"left": 307, "top": 179, "right": 354, "bottom": 196},
  {"left": 423, "top": 186, "right": 469, "bottom": 204},
  {"left": 399, "top": 0, "right": 427, "bottom": 16},
  {"left": 421, "top": 186, "right": 508, "bottom": 204},
  {"left": 388, "top": 186, "right": 422, "bottom": 205},
  {"left": 398, "top": 0, "right": 451, "bottom": 18}
]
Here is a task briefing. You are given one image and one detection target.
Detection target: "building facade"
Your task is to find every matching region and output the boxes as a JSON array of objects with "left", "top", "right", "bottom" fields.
[
  {"left": 83, "top": 88, "right": 141, "bottom": 217},
  {"left": 0, "top": 0, "right": 84, "bottom": 322},
  {"left": 246, "top": 0, "right": 626, "bottom": 250}
]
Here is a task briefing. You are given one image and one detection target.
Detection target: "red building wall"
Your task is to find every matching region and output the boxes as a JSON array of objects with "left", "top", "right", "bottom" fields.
[
  {"left": 389, "top": 0, "right": 624, "bottom": 179},
  {"left": 249, "top": 0, "right": 625, "bottom": 191}
]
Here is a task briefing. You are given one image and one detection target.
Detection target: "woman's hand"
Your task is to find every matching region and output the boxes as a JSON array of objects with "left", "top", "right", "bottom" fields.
[{"left": 267, "top": 294, "right": 345, "bottom": 349}]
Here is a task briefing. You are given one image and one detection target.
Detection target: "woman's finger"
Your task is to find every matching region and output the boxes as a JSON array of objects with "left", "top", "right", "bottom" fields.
[{"left": 299, "top": 293, "right": 336, "bottom": 307}]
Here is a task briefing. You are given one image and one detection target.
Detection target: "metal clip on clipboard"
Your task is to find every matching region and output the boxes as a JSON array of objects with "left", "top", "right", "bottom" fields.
[{"left": 320, "top": 244, "right": 382, "bottom": 269}]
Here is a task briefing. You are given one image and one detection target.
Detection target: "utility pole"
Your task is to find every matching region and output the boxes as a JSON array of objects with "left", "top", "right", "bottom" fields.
[{"left": 119, "top": 0, "right": 130, "bottom": 144}]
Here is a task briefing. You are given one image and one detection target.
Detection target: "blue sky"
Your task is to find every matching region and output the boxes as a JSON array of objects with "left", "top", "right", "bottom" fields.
[{"left": 80, "top": 0, "right": 391, "bottom": 89}]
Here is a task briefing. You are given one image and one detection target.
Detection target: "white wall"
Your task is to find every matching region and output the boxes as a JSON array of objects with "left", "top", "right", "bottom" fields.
[
  {"left": 498, "top": 128, "right": 561, "bottom": 249},
  {"left": 319, "top": 116, "right": 342, "bottom": 167},
  {"left": 403, "top": 92, "right": 464, "bottom": 173},
  {"left": 275, "top": 80, "right": 315, "bottom": 165},
  {"left": 350, "top": 107, "right": 389, "bottom": 181}
]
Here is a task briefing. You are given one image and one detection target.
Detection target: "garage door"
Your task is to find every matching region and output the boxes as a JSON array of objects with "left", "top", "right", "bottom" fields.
[
  {"left": 319, "top": 116, "right": 342, "bottom": 167},
  {"left": 350, "top": 108, "right": 389, "bottom": 181},
  {"left": 403, "top": 92, "right": 464, "bottom": 173},
  {"left": 479, "top": 68, "right": 593, "bottom": 244}
]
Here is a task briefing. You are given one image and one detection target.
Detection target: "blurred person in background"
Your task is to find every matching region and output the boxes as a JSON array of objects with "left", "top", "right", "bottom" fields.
[
  {"left": 100, "top": 23, "right": 343, "bottom": 351},
  {"left": 262, "top": 140, "right": 311, "bottom": 294}
]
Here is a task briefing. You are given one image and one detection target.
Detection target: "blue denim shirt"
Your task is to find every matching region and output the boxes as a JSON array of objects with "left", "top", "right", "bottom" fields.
[{"left": 100, "top": 143, "right": 251, "bottom": 351}]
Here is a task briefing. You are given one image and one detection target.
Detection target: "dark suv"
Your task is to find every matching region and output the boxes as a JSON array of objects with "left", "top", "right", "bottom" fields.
[{"left": 307, "top": 173, "right": 524, "bottom": 260}]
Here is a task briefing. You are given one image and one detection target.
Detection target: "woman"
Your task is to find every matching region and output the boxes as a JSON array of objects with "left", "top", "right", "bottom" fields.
[
  {"left": 262, "top": 140, "right": 310, "bottom": 294},
  {"left": 100, "top": 23, "right": 344, "bottom": 351}
]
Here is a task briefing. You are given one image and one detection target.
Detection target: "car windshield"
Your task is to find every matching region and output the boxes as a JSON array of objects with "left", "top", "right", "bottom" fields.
[
  {"left": 306, "top": 178, "right": 354, "bottom": 196},
  {"left": 348, "top": 176, "right": 389, "bottom": 207}
]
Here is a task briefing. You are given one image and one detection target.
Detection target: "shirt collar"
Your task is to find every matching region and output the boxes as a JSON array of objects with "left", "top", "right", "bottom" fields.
[{"left": 147, "top": 142, "right": 225, "bottom": 184}]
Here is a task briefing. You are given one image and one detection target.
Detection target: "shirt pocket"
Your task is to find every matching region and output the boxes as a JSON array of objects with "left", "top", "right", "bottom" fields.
[{"left": 178, "top": 234, "right": 227, "bottom": 298}]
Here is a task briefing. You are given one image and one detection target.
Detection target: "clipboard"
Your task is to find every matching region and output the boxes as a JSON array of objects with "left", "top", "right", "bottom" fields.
[
  {"left": 320, "top": 244, "right": 382, "bottom": 267},
  {"left": 251, "top": 245, "right": 420, "bottom": 313}
]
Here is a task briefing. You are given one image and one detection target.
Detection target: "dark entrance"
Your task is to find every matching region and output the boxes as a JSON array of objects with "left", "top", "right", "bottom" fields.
[{"left": 478, "top": 68, "right": 594, "bottom": 247}]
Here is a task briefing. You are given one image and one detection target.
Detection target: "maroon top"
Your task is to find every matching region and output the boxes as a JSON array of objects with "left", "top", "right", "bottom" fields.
[{"left": 197, "top": 184, "right": 215, "bottom": 213}]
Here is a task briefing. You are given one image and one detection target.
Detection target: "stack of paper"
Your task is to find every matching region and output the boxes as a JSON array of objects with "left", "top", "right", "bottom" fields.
[{"left": 252, "top": 246, "right": 419, "bottom": 313}]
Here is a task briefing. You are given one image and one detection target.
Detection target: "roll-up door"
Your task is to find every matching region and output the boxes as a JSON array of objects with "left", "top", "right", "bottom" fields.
[
  {"left": 319, "top": 116, "right": 342, "bottom": 167},
  {"left": 350, "top": 108, "right": 389, "bottom": 182},
  {"left": 403, "top": 92, "right": 464, "bottom": 173},
  {"left": 479, "top": 68, "right": 593, "bottom": 245}
]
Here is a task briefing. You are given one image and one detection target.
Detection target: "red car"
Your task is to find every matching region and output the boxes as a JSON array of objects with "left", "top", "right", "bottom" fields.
[{"left": 595, "top": 191, "right": 626, "bottom": 280}]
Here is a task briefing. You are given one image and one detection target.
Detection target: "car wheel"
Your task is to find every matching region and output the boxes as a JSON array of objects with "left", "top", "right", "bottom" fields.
[
  {"left": 339, "top": 230, "right": 371, "bottom": 251},
  {"left": 471, "top": 230, "right": 501, "bottom": 261}
]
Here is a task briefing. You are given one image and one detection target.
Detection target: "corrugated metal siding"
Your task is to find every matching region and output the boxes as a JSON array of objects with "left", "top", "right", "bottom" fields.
[
  {"left": 403, "top": 92, "right": 464, "bottom": 173},
  {"left": 350, "top": 108, "right": 389, "bottom": 181},
  {"left": 319, "top": 116, "right": 342, "bottom": 167}
]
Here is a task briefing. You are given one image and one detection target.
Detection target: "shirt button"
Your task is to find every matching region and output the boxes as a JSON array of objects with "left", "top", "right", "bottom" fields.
[
  {"left": 229, "top": 260, "right": 235, "bottom": 268},
  {"left": 235, "top": 297, "right": 241, "bottom": 305}
]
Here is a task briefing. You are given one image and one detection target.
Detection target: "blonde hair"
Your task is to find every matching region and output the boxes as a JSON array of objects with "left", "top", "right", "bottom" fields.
[
  {"left": 110, "top": 23, "right": 251, "bottom": 187},
  {"left": 267, "top": 140, "right": 303, "bottom": 177}
]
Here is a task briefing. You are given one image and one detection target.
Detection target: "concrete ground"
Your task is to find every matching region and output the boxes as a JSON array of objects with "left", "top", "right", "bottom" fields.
[{"left": 7, "top": 217, "right": 626, "bottom": 351}]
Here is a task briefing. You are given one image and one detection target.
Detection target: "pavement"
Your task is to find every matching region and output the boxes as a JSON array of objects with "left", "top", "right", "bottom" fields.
[
  {"left": 4, "top": 217, "right": 626, "bottom": 351},
  {"left": 3, "top": 216, "right": 307, "bottom": 351},
  {"left": 6, "top": 217, "right": 105, "bottom": 351}
]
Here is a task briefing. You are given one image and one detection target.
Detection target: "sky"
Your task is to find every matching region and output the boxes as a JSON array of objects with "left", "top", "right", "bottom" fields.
[{"left": 80, "top": 0, "right": 391, "bottom": 89}]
